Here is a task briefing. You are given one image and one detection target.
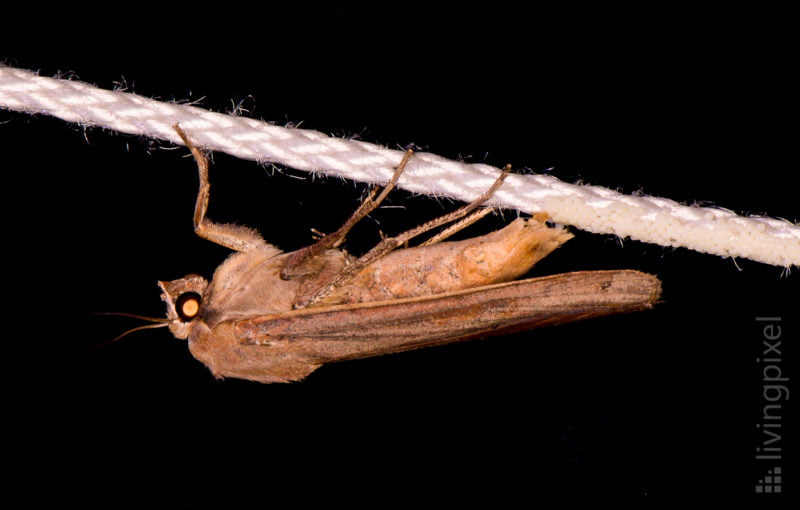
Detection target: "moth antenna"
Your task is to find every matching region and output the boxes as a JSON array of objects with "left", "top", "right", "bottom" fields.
[
  {"left": 94, "top": 322, "right": 170, "bottom": 349},
  {"left": 94, "top": 312, "right": 169, "bottom": 323},
  {"left": 93, "top": 312, "right": 171, "bottom": 349}
]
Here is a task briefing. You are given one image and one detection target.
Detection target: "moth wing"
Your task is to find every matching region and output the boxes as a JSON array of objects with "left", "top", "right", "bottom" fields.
[{"left": 234, "top": 270, "right": 661, "bottom": 363}]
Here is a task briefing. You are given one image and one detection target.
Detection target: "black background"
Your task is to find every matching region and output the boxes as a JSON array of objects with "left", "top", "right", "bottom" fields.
[{"left": 2, "top": 6, "right": 797, "bottom": 506}]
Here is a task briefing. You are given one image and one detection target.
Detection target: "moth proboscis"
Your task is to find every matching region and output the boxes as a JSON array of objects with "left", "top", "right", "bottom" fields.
[{"left": 116, "top": 125, "right": 661, "bottom": 383}]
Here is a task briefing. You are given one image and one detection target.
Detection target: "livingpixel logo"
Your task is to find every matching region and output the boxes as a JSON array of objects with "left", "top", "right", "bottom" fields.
[{"left": 754, "top": 316, "right": 787, "bottom": 495}]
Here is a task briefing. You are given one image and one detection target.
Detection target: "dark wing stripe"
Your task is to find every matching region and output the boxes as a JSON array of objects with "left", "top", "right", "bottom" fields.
[{"left": 235, "top": 270, "right": 660, "bottom": 360}]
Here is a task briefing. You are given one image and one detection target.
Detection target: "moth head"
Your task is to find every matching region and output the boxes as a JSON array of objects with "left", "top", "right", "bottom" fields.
[{"left": 158, "top": 274, "right": 209, "bottom": 339}]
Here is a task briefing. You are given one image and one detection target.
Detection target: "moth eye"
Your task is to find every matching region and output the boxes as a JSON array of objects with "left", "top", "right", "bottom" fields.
[{"left": 175, "top": 292, "right": 202, "bottom": 322}]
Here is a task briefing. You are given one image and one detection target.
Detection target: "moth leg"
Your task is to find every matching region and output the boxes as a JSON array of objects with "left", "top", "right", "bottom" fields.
[
  {"left": 174, "top": 125, "right": 266, "bottom": 252},
  {"left": 281, "top": 149, "right": 414, "bottom": 279},
  {"left": 298, "top": 164, "right": 512, "bottom": 307},
  {"left": 419, "top": 204, "right": 547, "bottom": 248},
  {"left": 419, "top": 207, "right": 495, "bottom": 247},
  {"left": 346, "top": 164, "right": 512, "bottom": 270}
]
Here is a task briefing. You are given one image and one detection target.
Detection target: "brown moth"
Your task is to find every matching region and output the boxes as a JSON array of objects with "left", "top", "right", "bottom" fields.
[{"left": 144, "top": 125, "right": 661, "bottom": 383}]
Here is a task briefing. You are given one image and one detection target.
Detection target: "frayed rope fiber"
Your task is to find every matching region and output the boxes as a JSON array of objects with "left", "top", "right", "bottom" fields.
[{"left": 1, "top": 65, "right": 798, "bottom": 267}]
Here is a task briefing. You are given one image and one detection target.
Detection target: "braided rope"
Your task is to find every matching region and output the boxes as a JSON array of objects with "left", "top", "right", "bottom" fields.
[{"left": 1, "top": 65, "right": 797, "bottom": 267}]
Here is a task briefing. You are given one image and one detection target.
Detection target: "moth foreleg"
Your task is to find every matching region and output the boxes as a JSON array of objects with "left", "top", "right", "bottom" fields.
[
  {"left": 174, "top": 125, "right": 267, "bottom": 253},
  {"left": 281, "top": 149, "right": 414, "bottom": 279}
]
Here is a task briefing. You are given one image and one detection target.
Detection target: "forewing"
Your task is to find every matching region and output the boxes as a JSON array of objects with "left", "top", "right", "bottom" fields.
[{"left": 234, "top": 270, "right": 661, "bottom": 363}]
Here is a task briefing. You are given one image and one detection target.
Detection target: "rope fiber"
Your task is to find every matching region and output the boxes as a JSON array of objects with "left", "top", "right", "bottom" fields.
[{"left": 1, "top": 65, "right": 797, "bottom": 267}]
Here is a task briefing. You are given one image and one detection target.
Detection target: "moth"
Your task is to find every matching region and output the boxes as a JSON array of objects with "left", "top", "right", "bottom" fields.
[{"left": 124, "top": 125, "right": 661, "bottom": 383}]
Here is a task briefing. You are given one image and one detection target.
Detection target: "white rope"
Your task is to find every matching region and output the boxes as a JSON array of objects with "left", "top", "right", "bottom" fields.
[{"left": 1, "top": 65, "right": 798, "bottom": 268}]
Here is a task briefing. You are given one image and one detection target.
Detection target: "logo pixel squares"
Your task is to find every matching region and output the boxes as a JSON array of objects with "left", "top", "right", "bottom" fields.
[{"left": 755, "top": 466, "right": 782, "bottom": 494}]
